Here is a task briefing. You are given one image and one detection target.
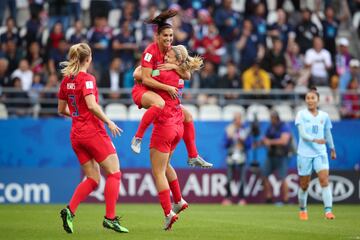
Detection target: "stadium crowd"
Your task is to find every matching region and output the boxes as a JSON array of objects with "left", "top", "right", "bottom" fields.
[{"left": 0, "top": 0, "right": 359, "bottom": 118}]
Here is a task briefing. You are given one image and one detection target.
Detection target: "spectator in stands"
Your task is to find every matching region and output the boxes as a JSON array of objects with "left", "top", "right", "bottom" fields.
[
  {"left": 68, "top": 20, "right": 87, "bottom": 44},
  {"left": 321, "top": 6, "right": 339, "bottom": 59},
  {"left": 296, "top": 8, "right": 319, "bottom": 54},
  {"left": 99, "top": 58, "right": 123, "bottom": 99},
  {"left": 242, "top": 60, "right": 271, "bottom": 92},
  {"left": 217, "top": 61, "right": 241, "bottom": 91},
  {"left": 236, "top": 19, "right": 263, "bottom": 71},
  {"left": 170, "top": 5, "right": 193, "bottom": 48},
  {"left": 119, "top": 1, "right": 138, "bottom": 31},
  {"left": 261, "top": 110, "right": 292, "bottom": 204},
  {"left": 0, "top": 58, "right": 10, "bottom": 87},
  {"left": 4, "top": 40, "right": 23, "bottom": 75},
  {"left": 339, "top": 59, "right": 360, "bottom": 91},
  {"left": 268, "top": 9, "right": 295, "bottom": 51},
  {"left": 47, "top": 22, "right": 65, "bottom": 52},
  {"left": 0, "top": 17, "right": 19, "bottom": 51},
  {"left": 87, "top": 16, "right": 112, "bottom": 74},
  {"left": 90, "top": 0, "right": 112, "bottom": 24},
  {"left": 11, "top": 59, "right": 33, "bottom": 92},
  {"left": 40, "top": 73, "right": 59, "bottom": 116},
  {"left": 5, "top": 77, "right": 31, "bottom": 116},
  {"left": 48, "top": 0, "right": 70, "bottom": 30},
  {"left": 28, "top": 73, "right": 44, "bottom": 103},
  {"left": 48, "top": 38, "right": 68, "bottom": 76},
  {"left": 285, "top": 42, "right": 309, "bottom": 86},
  {"left": 214, "top": 0, "right": 242, "bottom": 64},
  {"left": 24, "top": 8, "right": 44, "bottom": 46},
  {"left": 0, "top": 0, "right": 16, "bottom": 26},
  {"left": 193, "top": 23, "right": 225, "bottom": 68},
  {"left": 250, "top": 3, "right": 267, "bottom": 46},
  {"left": 261, "top": 38, "right": 286, "bottom": 75},
  {"left": 305, "top": 36, "right": 332, "bottom": 86},
  {"left": 341, "top": 78, "right": 360, "bottom": 119},
  {"left": 335, "top": 37, "right": 352, "bottom": 77},
  {"left": 112, "top": 21, "right": 137, "bottom": 71},
  {"left": 26, "top": 42, "right": 44, "bottom": 75},
  {"left": 222, "top": 112, "right": 250, "bottom": 206},
  {"left": 269, "top": 62, "right": 294, "bottom": 91},
  {"left": 199, "top": 60, "right": 218, "bottom": 89}
]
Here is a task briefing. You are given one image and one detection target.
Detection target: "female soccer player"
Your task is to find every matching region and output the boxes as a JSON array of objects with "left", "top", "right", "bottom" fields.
[
  {"left": 131, "top": 9, "right": 212, "bottom": 168},
  {"left": 295, "top": 87, "right": 337, "bottom": 220},
  {"left": 148, "top": 45, "right": 203, "bottom": 230},
  {"left": 57, "top": 43, "right": 129, "bottom": 233}
]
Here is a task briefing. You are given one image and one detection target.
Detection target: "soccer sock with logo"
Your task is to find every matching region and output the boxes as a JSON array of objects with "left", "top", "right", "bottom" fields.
[
  {"left": 104, "top": 171, "right": 121, "bottom": 219},
  {"left": 298, "top": 188, "right": 308, "bottom": 211},
  {"left": 183, "top": 121, "right": 198, "bottom": 158},
  {"left": 169, "top": 179, "right": 182, "bottom": 203},
  {"left": 135, "top": 106, "right": 162, "bottom": 138},
  {"left": 69, "top": 177, "right": 98, "bottom": 214},
  {"left": 322, "top": 185, "right": 333, "bottom": 213},
  {"left": 158, "top": 189, "right": 172, "bottom": 216}
]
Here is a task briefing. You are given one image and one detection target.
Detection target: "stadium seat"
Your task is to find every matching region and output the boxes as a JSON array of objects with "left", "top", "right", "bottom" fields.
[
  {"left": 317, "top": 86, "right": 335, "bottom": 105},
  {"left": 182, "top": 104, "right": 198, "bottom": 120},
  {"left": 272, "top": 104, "right": 294, "bottom": 122},
  {"left": 105, "top": 103, "right": 128, "bottom": 120},
  {"left": 222, "top": 104, "right": 245, "bottom": 121},
  {"left": 0, "top": 103, "right": 8, "bottom": 119},
  {"left": 246, "top": 104, "right": 270, "bottom": 121},
  {"left": 199, "top": 104, "right": 222, "bottom": 121},
  {"left": 128, "top": 104, "right": 146, "bottom": 120},
  {"left": 320, "top": 105, "right": 341, "bottom": 121}
]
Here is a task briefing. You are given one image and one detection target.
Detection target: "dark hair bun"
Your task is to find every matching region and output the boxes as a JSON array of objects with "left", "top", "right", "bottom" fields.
[{"left": 145, "top": 9, "right": 177, "bottom": 25}]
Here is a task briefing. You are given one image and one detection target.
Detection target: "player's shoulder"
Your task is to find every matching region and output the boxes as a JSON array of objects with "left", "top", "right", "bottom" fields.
[{"left": 144, "top": 42, "right": 157, "bottom": 52}]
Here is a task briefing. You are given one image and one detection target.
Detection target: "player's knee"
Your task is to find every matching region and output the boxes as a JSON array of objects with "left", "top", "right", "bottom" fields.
[
  {"left": 152, "top": 101, "right": 165, "bottom": 109},
  {"left": 88, "top": 174, "right": 100, "bottom": 184},
  {"left": 319, "top": 178, "right": 329, "bottom": 187},
  {"left": 183, "top": 111, "right": 193, "bottom": 122},
  {"left": 300, "top": 182, "right": 309, "bottom": 191}
]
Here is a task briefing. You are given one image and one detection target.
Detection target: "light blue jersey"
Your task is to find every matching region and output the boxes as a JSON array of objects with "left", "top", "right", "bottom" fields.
[{"left": 295, "top": 108, "right": 332, "bottom": 157}]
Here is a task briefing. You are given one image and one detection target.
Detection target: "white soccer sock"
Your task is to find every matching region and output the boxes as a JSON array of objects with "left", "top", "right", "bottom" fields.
[
  {"left": 322, "top": 185, "right": 333, "bottom": 212},
  {"left": 298, "top": 188, "right": 308, "bottom": 211}
]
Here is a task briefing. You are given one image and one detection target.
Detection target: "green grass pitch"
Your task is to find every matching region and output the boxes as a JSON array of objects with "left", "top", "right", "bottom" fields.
[{"left": 0, "top": 204, "right": 359, "bottom": 240}]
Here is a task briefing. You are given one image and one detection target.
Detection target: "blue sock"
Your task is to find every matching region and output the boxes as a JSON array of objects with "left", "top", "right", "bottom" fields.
[
  {"left": 322, "top": 186, "right": 332, "bottom": 213},
  {"left": 298, "top": 188, "right": 308, "bottom": 211}
]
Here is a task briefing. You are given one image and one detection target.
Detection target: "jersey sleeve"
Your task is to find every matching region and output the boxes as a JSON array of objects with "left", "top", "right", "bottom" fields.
[
  {"left": 141, "top": 46, "right": 156, "bottom": 69},
  {"left": 324, "top": 113, "right": 333, "bottom": 129},
  {"left": 58, "top": 80, "right": 67, "bottom": 100},
  {"left": 295, "top": 111, "right": 303, "bottom": 126},
  {"left": 82, "top": 75, "right": 97, "bottom": 97}
]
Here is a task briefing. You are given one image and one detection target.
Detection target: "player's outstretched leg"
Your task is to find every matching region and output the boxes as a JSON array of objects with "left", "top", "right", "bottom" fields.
[
  {"left": 60, "top": 206, "right": 75, "bottom": 233},
  {"left": 187, "top": 155, "right": 213, "bottom": 168},
  {"left": 164, "top": 210, "right": 178, "bottom": 230}
]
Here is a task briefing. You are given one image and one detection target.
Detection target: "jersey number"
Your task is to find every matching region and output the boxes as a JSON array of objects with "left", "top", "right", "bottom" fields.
[
  {"left": 69, "top": 95, "right": 79, "bottom": 117},
  {"left": 312, "top": 125, "right": 318, "bottom": 134}
]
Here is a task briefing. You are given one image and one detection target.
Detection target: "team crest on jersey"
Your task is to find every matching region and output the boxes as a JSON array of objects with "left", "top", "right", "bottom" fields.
[
  {"left": 85, "top": 81, "right": 94, "bottom": 89},
  {"left": 178, "top": 79, "right": 184, "bottom": 85},
  {"left": 67, "top": 83, "right": 75, "bottom": 89},
  {"left": 144, "top": 53, "right": 152, "bottom": 62}
]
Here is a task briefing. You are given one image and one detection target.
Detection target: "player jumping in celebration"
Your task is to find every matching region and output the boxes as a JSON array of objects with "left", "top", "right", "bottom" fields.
[
  {"left": 131, "top": 9, "right": 213, "bottom": 168},
  {"left": 147, "top": 44, "right": 203, "bottom": 230},
  {"left": 295, "top": 87, "right": 337, "bottom": 220},
  {"left": 58, "top": 43, "right": 129, "bottom": 233}
]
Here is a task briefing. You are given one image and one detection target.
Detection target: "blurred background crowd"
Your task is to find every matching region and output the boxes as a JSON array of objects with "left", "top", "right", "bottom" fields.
[{"left": 0, "top": 0, "right": 359, "bottom": 119}]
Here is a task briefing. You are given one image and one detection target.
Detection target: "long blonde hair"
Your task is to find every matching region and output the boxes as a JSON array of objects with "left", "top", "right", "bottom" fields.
[
  {"left": 171, "top": 45, "right": 203, "bottom": 73},
  {"left": 60, "top": 43, "right": 91, "bottom": 76}
]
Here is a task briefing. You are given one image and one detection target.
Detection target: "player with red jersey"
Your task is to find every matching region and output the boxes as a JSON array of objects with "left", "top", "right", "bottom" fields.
[
  {"left": 131, "top": 10, "right": 213, "bottom": 168},
  {"left": 147, "top": 45, "right": 203, "bottom": 230},
  {"left": 57, "top": 43, "right": 129, "bottom": 234}
]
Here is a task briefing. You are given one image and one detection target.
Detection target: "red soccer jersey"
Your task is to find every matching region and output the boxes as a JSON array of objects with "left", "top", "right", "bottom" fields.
[
  {"left": 141, "top": 42, "right": 166, "bottom": 70},
  {"left": 58, "top": 72, "right": 106, "bottom": 138}
]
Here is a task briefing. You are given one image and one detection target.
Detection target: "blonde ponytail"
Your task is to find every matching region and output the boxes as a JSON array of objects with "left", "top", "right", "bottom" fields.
[{"left": 60, "top": 43, "right": 91, "bottom": 77}]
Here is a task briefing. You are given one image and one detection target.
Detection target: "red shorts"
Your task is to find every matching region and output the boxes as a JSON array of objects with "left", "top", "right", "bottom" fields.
[
  {"left": 71, "top": 132, "right": 116, "bottom": 165},
  {"left": 150, "top": 123, "right": 184, "bottom": 153},
  {"left": 131, "top": 83, "right": 149, "bottom": 108}
]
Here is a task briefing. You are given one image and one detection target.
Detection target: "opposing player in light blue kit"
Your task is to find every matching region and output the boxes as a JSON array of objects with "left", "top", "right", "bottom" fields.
[{"left": 295, "top": 87, "right": 337, "bottom": 221}]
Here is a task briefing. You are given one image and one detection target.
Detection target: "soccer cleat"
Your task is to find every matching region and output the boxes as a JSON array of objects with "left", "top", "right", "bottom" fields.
[
  {"left": 103, "top": 216, "right": 129, "bottom": 233},
  {"left": 164, "top": 210, "right": 178, "bottom": 230},
  {"left": 187, "top": 155, "right": 213, "bottom": 168},
  {"left": 299, "top": 211, "right": 308, "bottom": 221},
  {"left": 172, "top": 198, "right": 189, "bottom": 214},
  {"left": 131, "top": 137, "right": 142, "bottom": 154},
  {"left": 325, "top": 212, "right": 335, "bottom": 220},
  {"left": 60, "top": 207, "right": 74, "bottom": 233}
]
